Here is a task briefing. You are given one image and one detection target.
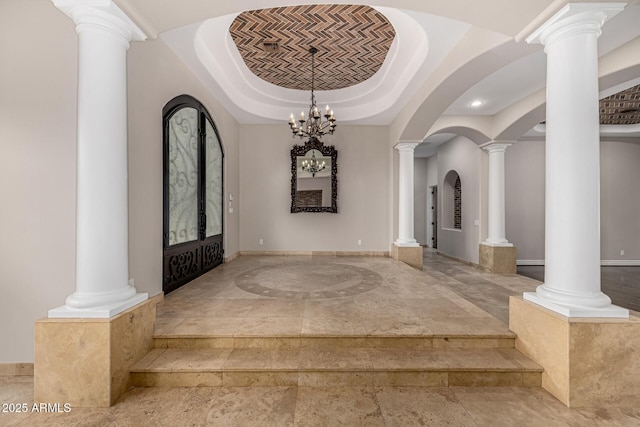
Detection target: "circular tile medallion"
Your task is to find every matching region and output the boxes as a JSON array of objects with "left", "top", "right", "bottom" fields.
[{"left": 234, "top": 262, "right": 383, "bottom": 299}]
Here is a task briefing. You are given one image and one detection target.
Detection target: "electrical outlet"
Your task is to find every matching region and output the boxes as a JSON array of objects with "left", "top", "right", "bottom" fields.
[
  {"left": 357, "top": 239, "right": 362, "bottom": 246},
  {"left": 259, "top": 239, "right": 264, "bottom": 245}
]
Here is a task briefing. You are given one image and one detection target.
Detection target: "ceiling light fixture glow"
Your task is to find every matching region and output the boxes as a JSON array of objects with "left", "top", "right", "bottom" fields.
[{"left": 469, "top": 100, "right": 484, "bottom": 108}]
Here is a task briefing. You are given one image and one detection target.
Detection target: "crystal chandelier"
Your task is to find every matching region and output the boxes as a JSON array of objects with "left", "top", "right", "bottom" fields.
[
  {"left": 288, "top": 47, "right": 336, "bottom": 140},
  {"left": 301, "top": 150, "right": 326, "bottom": 177}
]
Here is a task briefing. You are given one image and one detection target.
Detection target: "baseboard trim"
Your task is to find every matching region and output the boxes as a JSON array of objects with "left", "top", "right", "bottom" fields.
[
  {"left": 239, "top": 251, "right": 389, "bottom": 257},
  {"left": 517, "top": 260, "right": 545, "bottom": 266},
  {"left": 517, "top": 260, "right": 640, "bottom": 266},
  {"left": 0, "top": 363, "right": 34, "bottom": 376},
  {"left": 601, "top": 260, "right": 640, "bottom": 266},
  {"left": 224, "top": 251, "right": 240, "bottom": 263}
]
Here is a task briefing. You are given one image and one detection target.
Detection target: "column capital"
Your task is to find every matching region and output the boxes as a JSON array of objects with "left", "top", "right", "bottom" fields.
[
  {"left": 480, "top": 141, "right": 514, "bottom": 153},
  {"left": 53, "top": 0, "right": 146, "bottom": 43},
  {"left": 394, "top": 141, "right": 420, "bottom": 152},
  {"left": 526, "top": 2, "right": 625, "bottom": 47}
]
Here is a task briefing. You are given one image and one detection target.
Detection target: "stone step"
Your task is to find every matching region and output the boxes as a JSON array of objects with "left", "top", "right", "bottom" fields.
[
  {"left": 131, "top": 347, "right": 542, "bottom": 388},
  {"left": 153, "top": 334, "right": 516, "bottom": 350}
]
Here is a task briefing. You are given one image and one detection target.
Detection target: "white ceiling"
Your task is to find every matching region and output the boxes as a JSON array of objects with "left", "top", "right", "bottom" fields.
[{"left": 156, "top": 2, "right": 640, "bottom": 142}]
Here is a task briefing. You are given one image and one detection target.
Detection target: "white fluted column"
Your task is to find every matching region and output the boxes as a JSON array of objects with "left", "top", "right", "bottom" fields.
[
  {"left": 524, "top": 3, "right": 628, "bottom": 318},
  {"left": 49, "top": 1, "right": 148, "bottom": 318},
  {"left": 394, "top": 142, "right": 420, "bottom": 247},
  {"left": 483, "top": 142, "right": 513, "bottom": 246}
]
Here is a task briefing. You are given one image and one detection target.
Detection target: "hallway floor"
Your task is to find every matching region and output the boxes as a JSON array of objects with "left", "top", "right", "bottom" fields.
[
  {"left": 2, "top": 253, "right": 639, "bottom": 426},
  {"left": 517, "top": 265, "right": 640, "bottom": 313}
]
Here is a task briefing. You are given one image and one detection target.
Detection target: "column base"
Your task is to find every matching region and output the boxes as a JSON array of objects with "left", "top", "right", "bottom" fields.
[
  {"left": 523, "top": 291, "right": 628, "bottom": 318},
  {"left": 35, "top": 296, "right": 160, "bottom": 407},
  {"left": 510, "top": 296, "right": 640, "bottom": 407},
  {"left": 48, "top": 293, "right": 148, "bottom": 319},
  {"left": 479, "top": 243, "right": 516, "bottom": 274},
  {"left": 391, "top": 244, "right": 423, "bottom": 270}
]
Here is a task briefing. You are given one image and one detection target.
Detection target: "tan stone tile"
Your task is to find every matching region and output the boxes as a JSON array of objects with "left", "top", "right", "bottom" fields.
[
  {"left": 233, "top": 337, "right": 301, "bottom": 349},
  {"left": 294, "top": 387, "right": 384, "bottom": 426},
  {"left": 134, "top": 372, "right": 223, "bottom": 387},
  {"left": 224, "top": 348, "right": 300, "bottom": 370},
  {"left": 299, "top": 348, "right": 372, "bottom": 370},
  {"left": 301, "top": 316, "right": 366, "bottom": 336},
  {"left": 298, "top": 371, "right": 374, "bottom": 386},
  {"left": 204, "top": 387, "right": 297, "bottom": 426},
  {"left": 362, "top": 316, "right": 430, "bottom": 336},
  {"left": 165, "top": 317, "right": 241, "bottom": 337},
  {"left": 235, "top": 317, "right": 302, "bottom": 337},
  {"left": 376, "top": 387, "right": 476, "bottom": 426},
  {"left": 368, "top": 348, "right": 446, "bottom": 370},
  {"left": 223, "top": 372, "right": 298, "bottom": 387},
  {"left": 448, "top": 372, "right": 530, "bottom": 387},
  {"left": 374, "top": 371, "right": 448, "bottom": 387},
  {"left": 113, "top": 387, "right": 215, "bottom": 424},
  {"left": 165, "top": 337, "right": 235, "bottom": 348},
  {"left": 247, "top": 299, "right": 306, "bottom": 317},
  {"left": 0, "top": 364, "right": 16, "bottom": 376},
  {"left": 300, "top": 336, "right": 368, "bottom": 348},
  {"left": 453, "top": 387, "right": 592, "bottom": 427},
  {"left": 432, "top": 337, "right": 515, "bottom": 349},
  {"left": 141, "top": 348, "right": 232, "bottom": 371}
]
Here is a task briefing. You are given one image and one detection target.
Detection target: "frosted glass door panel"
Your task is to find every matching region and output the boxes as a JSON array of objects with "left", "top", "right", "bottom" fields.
[
  {"left": 205, "top": 119, "right": 223, "bottom": 237},
  {"left": 168, "top": 107, "right": 199, "bottom": 246}
]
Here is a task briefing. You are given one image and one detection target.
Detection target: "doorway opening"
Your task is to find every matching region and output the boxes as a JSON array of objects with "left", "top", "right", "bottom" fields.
[{"left": 162, "top": 95, "right": 224, "bottom": 294}]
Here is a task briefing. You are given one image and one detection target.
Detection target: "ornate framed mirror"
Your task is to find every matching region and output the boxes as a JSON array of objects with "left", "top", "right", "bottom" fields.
[{"left": 291, "top": 137, "right": 337, "bottom": 213}]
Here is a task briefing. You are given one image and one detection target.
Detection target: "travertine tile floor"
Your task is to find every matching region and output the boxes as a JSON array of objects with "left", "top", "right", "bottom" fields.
[{"left": 3, "top": 252, "right": 640, "bottom": 426}]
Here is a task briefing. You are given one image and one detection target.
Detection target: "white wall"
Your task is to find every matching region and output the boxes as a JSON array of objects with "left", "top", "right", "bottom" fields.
[
  {"left": 0, "top": 0, "right": 240, "bottom": 362},
  {"left": 436, "top": 136, "right": 481, "bottom": 264},
  {"left": 239, "top": 125, "right": 391, "bottom": 252}
]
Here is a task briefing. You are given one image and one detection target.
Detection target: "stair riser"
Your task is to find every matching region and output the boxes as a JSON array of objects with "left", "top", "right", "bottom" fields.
[
  {"left": 154, "top": 337, "right": 515, "bottom": 350},
  {"left": 131, "top": 370, "right": 541, "bottom": 388}
]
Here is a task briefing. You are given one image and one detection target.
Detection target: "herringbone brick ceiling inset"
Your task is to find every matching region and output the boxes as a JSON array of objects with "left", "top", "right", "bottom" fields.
[
  {"left": 229, "top": 5, "right": 396, "bottom": 91},
  {"left": 599, "top": 84, "right": 640, "bottom": 125}
]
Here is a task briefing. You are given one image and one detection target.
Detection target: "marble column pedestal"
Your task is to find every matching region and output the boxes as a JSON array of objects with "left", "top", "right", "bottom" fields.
[
  {"left": 479, "top": 244, "right": 516, "bottom": 274},
  {"left": 510, "top": 296, "right": 640, "bottom": 408},
  {"left": 391, "top": 244, "right": 423, "bottom": 270},
  {"left": 34, "top": 296, "right": 160, "bottom": 407}
]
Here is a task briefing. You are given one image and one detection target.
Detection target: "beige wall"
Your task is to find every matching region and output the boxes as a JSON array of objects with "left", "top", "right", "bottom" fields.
[
  {"left": 127, "top": 36, "right": 240, "bottom": 298},
  {"left": 0, "top": 0, "right": 78, "bottom": 363},
  {"left": 506, "top": 138, "right": 640, "bottom": 264},
  {"left": 239, "top": 125, "right": 391, "bottom": 252},
  {"left": 0, "top": 0, "right": 240, "bottom": 362},
  {"left": 505, "top": 140, "right": 546, "bottom": 262},
  {"left": 436, "top": 136, "right": 481, "bottom": 264},
  {"left": 414, "top": 158, "right": 430, "bottom": 245},
  {"left": 600, "top": 139, "right": 640, "bottom": 262}
]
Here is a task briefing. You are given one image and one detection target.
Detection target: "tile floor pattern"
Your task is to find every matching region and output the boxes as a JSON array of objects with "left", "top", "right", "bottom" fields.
[{"left": 2, "top": 253, "right": 640, "bottom": 426}]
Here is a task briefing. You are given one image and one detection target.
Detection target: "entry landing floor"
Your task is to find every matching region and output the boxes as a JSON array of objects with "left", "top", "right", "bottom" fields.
[{"left": 155, "top": 254, "right": 521, "bottom": 338}]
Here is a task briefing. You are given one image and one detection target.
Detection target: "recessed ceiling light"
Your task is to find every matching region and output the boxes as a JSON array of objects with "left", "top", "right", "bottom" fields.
[{"left": 469, "top": 100, "right": 484, "bottom": 107}]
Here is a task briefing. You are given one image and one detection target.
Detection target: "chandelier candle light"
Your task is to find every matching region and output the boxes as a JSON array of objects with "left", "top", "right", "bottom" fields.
[{"left": 289, "top": 47, "right": 336, "bottom": 139}]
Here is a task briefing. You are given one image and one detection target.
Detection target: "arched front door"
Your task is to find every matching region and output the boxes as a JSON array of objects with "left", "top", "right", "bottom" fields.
[{"left": 162, "top": 95, "right": 224, "bottom": 294}]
